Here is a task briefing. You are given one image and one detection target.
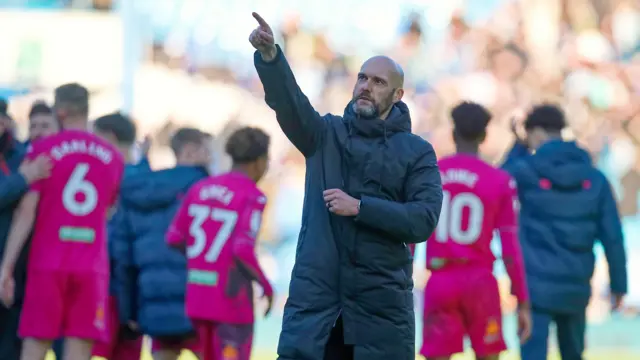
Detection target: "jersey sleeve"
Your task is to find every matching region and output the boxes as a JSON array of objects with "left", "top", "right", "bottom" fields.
[
  {"left": 166, "top": 190, "right": 193, "bottom": 247},
  {"left": 497, "top": 176, "right": 529, "bottom": 304},
  {"left": 232, "top": 194, "right": 273, "bottom": 297}
]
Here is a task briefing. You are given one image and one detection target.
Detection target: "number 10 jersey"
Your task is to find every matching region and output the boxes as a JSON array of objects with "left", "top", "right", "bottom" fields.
[
  {"left": 426, "top": 153, "right": 527, "bottom": 302},
  {"left": 27, "top": 129, "right": 124, "bottom": 275}
]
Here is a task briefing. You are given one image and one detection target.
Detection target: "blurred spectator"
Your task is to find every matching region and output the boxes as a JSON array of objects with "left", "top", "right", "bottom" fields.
[
  {"left": 27, "top": 101, "right": 58, "bottom": 144},
  {"left": 0, "top": 97, "right": 50, "bottom": 359}
]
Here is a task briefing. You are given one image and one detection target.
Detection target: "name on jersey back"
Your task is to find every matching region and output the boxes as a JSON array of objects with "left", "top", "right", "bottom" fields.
[
  {"left": 441, "top": 168, "right": 478, "bottom": 187},
  {"left": 199, "top": 184, "right": 234, "bottom": 205},
  {"left": 50, "top": 139, "right": 114, "bottom": 164}
]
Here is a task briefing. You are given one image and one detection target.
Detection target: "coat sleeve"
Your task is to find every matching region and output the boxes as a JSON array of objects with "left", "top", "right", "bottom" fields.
[
  {"left": 501, "top": 141, "right": 530, "bottom": 173},
  {"left": 111, "top": 206, "right": 139, "bottom": 324},
  {"left": 355, "top": 144, "right": 442, "bottom": 244},
  {"left": 254, "top": 45, "right": 326, "bottom": 157},
  {"left": 597, "top": 178, "right": 627, "bottom": 295},
  {"left": 0, "top": 173, "right": 28, "bottom": 211}
]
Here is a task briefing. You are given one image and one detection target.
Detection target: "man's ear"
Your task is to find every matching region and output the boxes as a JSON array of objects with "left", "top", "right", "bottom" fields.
[{"left": 394, "top": 88, "right": 405, "bottom": 102}]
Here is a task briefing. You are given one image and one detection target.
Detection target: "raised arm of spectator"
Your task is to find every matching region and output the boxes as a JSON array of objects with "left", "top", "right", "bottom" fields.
[
  {"left": 251, "top": 13, "right": 325, "bottom": 157},
  {"left": 355, "top": 144, "right": 442, "bottom": 244},
  {"left": 597, "top": 177, "right": 627, "bottom": 297}
]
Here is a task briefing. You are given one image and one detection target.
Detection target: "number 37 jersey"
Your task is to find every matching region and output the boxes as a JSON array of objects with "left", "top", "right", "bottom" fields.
[
  {"left": 167, "top": 171, "right": 273, "bottom": 324},
  {"left": 27, "top": 130, "right": 124, "bottom": 275}
]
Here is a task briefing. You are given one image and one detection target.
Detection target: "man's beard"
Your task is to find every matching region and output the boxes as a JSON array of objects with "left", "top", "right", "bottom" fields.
[
  {"left": 352, "top": 101, "right": 379, "bottom": 119},
  {"left": 352, "top": 90, "right": 395, "bottom": 119}
]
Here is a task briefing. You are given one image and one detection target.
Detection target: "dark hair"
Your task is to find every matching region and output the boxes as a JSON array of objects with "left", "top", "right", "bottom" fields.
[
  {"left": 29, "top": 101, "right": 53, "bottom": 118},
  {"left": 524, "top": 104, "right": 566, "bottom": 132},
  {"left": 54, "top": 83, "right": 89, "bottom": 117},
  {"left": 451, "top": 101, "right": 492, "bottom": 141},
  {"left": 94, "top": 112, "right": 137, "bottom": 146},
  {"left": 225, "top": 127, "right": 270, "bottom": 164},
  {"left": 170, "top": 127, "right": 207, "bottom": 156}
]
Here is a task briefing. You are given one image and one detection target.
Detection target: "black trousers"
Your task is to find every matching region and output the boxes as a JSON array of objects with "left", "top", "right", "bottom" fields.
[
  {"left": 324, "top": 316, "right": 354, "bottom": 360},
  {"left": 0, "top": 303, "right": 23, "bottom": 360}
]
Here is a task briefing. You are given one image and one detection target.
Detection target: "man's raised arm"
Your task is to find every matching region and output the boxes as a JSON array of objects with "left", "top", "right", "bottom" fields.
[{"left": 250, "top": 12, "right": 325, "bottom": 157}]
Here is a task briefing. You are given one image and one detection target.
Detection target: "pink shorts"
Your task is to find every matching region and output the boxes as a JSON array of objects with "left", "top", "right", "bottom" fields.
[
  {"left": 420, "top": 267, "right": 506, "bottom": 358},
  {"left": 91, "top": 295, "right": 143, "bottom": 360},
  {"left": 152, "top": 321, "right": 253, "bottom": 360},
  {"left": 19, "top": 270, "right": 109, "bottom": 342}
]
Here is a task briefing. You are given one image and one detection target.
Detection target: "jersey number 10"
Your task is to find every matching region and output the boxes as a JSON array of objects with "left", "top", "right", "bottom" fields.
[{"left": 435, "top": 191, "right": 484, "bottom": 245}]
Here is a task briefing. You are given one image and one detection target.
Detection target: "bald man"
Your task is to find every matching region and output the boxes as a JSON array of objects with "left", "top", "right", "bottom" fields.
[{"left": 250, "top": 13, "right": 443, "bottom": 360}]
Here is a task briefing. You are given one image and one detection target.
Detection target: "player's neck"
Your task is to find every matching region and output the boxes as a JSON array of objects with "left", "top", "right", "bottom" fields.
[
  {"left": 231, "top": 165, "right": 252, "bottom": 181},
  {"left": 63, "top": 118, "right": 88, "bottom": 131},
  {"left": 455, "top": 145, "right": 479, "bottom": 156}
]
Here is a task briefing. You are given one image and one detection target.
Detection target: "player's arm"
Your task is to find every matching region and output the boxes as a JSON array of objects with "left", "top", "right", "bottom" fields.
[
  {"left": 497, "top": 178, "right": 529, "bottom": 306},
  {"left": 0, "top": 172, "right": 28, "bottom": 210},
  {"left": 254, "top": 44, "right": 326, "bottom": 157},
  {"left": 0, "top": 155, "right": 51, "bottom": 210},
  {"left": 597, "top": 178, "right": 627, "bottom": 297},
  {"left": 0, "top": 191, "right": 39, "bottom": 273},
  {"left": 232, "top": 199, "right": 273, "bottom": 296},
  {"left": 355, "top": 145, "right": 442, "bottom": 244}
]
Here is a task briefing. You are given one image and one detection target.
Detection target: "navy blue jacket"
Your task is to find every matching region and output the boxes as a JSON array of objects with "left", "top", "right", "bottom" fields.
[
  {"left": 255, "top": 46, "right": 442, "bottom": 360},
  {"left": 111, "top": 165, "right": 208, "bottom": 337},
  {"left": 503, "top": 140, "right": 627, "bottom": 313},
  {"left": 0, "top": 138, "right": 28, "bottom": 303},
  {"left": 107, "top": 159, "right": 151, "bottom": 296}
]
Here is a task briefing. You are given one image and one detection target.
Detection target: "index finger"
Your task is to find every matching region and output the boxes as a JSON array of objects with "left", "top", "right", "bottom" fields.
[
  {"left": 323, "top": 189, "right": 339, "bottom": 196},
  {"left": 252, "top": 12, "right": 270, "bottom": 29}
]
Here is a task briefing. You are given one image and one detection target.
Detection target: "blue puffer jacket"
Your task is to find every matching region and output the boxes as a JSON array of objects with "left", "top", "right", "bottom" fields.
[
  {"left": 107, "top": 159, "right": 151, "bottom": 296},
  {"left": 111, "top": 165, "right": 209, "bottom": 337},
  {"left": 503, "top": 140, "right": 627, "bottom": 313}
]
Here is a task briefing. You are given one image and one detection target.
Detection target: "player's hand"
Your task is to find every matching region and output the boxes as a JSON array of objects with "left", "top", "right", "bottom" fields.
[
  {"left": 510, "top": 115, "right": 529, "bottom": 148},
  {"left": 139, "top": 135, "right": 151, "bottom": 157},
  {"left": 19, "top": 155, "right": 52, "bottom": 184},
  {"left": 263, "top": 293, "right": 274, "bottom": 317},
  {"left": 517, "top": 303, "right": 532, "bottom": 344},
  {"left": 611, "top": 293, "right": 625, "bottom": 311},
  {"left": 323, "top": 189, "right": 360, "bottom": 216},
  {"left": 0, "top": 268, "right": 15, "bottom": 308},
  {"left": 249, "top": 12, "right": 277, "bottom": 62}
]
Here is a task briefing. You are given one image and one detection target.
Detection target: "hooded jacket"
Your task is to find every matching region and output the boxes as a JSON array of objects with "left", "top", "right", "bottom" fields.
[
  {"left": 503, "top": 140, "right": 626, "bottom": 313},
  {"left": 111, "top": 165, "right": 208, "bottom": 337},
  {"left": 255, "top": 46, "right": 442, "bottom": 360}
]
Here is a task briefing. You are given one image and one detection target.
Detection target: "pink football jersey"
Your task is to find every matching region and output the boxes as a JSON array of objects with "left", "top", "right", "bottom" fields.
[
  {"left": 426, "top": 154, "right": 528, "bottom": 302},
  {"left": 167, "top": 171, "right": 273, "bottom": 324},
  {"left": 27, "top": 129, "right": 124, "bottom": 275}
]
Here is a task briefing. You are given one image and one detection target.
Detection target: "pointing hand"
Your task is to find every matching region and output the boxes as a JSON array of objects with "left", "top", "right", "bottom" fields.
[{"left": 249, "top": 12, "right": 278, "bottom": 62}]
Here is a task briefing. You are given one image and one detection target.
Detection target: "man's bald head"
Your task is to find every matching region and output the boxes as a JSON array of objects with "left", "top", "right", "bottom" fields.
[
  {"left": 361, "top": 56, "right": 404, "bottom": 88},
  {"left": 352, "top": 56, "right": 405, "bottom": 119}
]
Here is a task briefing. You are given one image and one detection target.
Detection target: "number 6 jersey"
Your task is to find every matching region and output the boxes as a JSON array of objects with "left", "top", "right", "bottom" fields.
[
  {"left": 167, "top": 171, "right": 274, "bottom": 325},
  {"left": 26, "top": 129, "right": 124, "bottom": 275},
  {"left": 426, "top": 154, "right": 528, "bottom": 303}
]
